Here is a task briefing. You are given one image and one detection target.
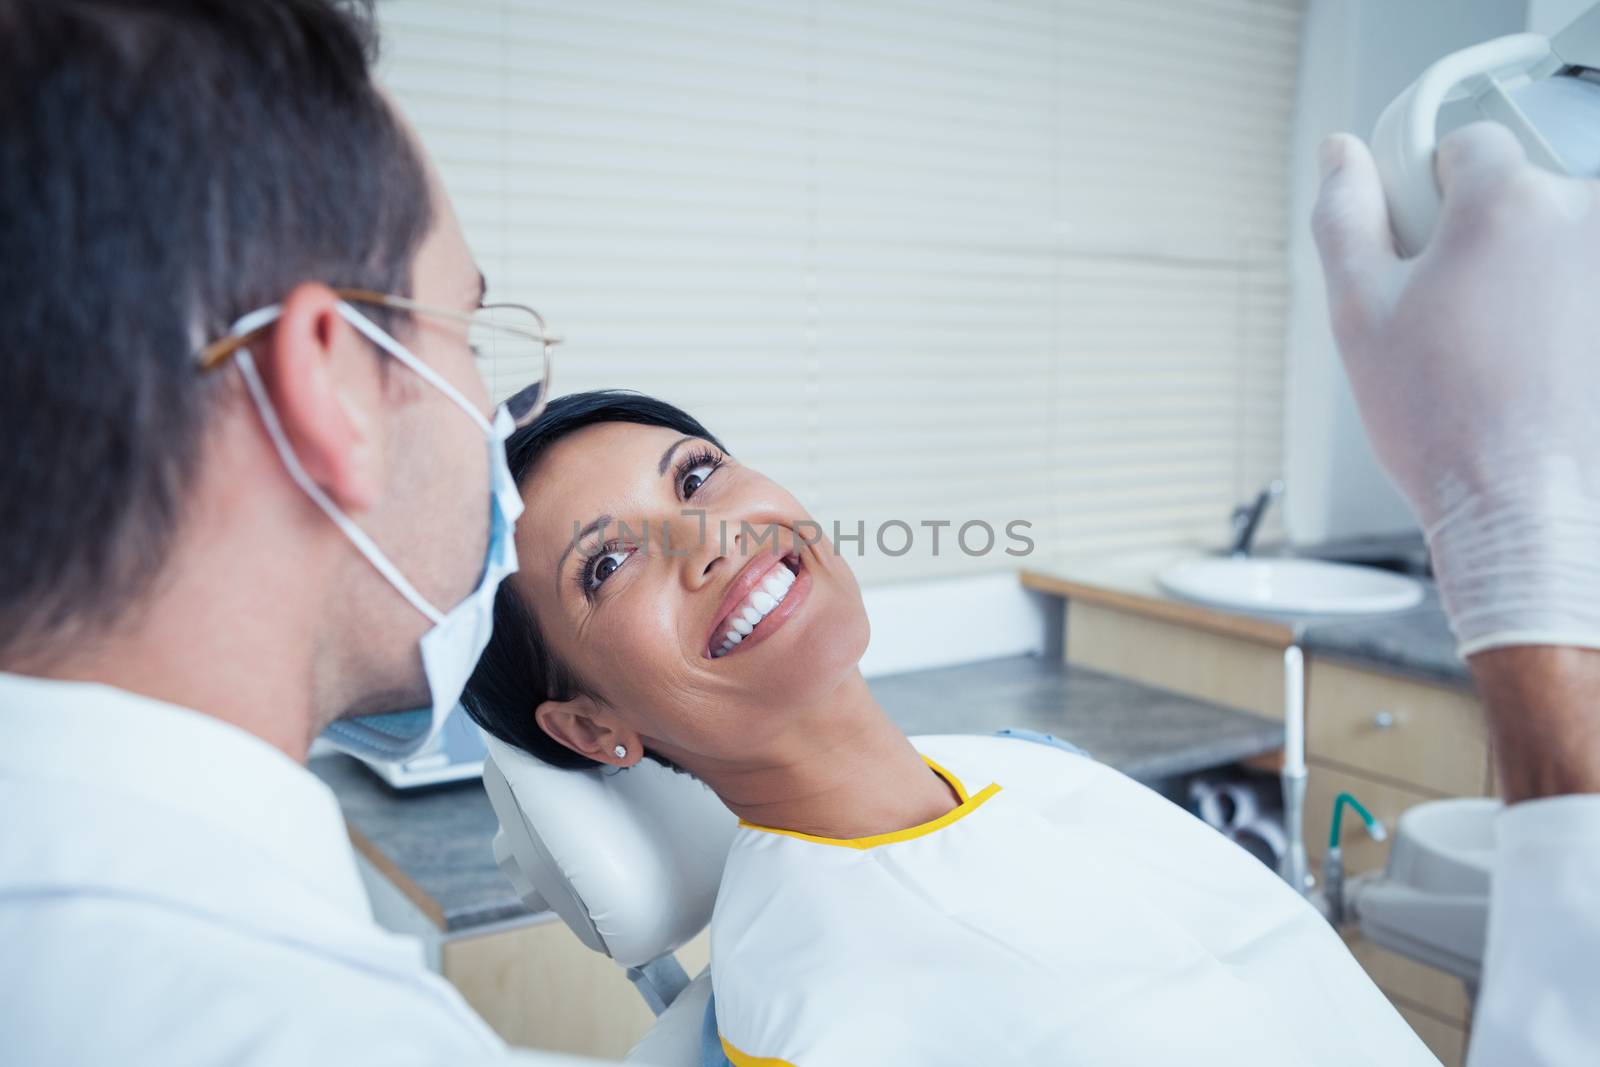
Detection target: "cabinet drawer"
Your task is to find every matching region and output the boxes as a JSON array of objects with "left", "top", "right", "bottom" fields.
[
  {"left": 1305, "top": 762, "right": 1436, "bottom": 875},
  {"left": 1307, "top": 659, "right": 1488, "bottom": 797}
]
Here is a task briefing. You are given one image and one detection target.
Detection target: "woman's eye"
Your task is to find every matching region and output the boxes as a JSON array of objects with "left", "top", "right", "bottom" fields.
[
  {"left": 585, "top": 546, "right": 632, "bottom": 590},
  {"left": 682, "top": 462, "right": 716, "bottom": 498}
]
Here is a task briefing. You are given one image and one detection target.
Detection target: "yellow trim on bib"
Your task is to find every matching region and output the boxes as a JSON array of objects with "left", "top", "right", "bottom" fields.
[
  {"left": 720, "top": 1034, "right": 798, "bottom": 1067},
  {"left": 925, "top": 755, "right": 970, "bottom": 803},
  {"left": 737, "top": 756, "right": 999, "bottom": 850}
]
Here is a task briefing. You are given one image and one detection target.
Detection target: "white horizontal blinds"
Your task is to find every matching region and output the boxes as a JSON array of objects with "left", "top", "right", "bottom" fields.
[
  {"left": 1047, "top": 0, "right": 1301, "bottom": 558},
  {"left": 379, "top": 0, "right": 1303, "bottom": 581},
  {"left": 805, "top": 2, "right": 1058, "bottom": 577},
  {"left": 382, "top": 0, "right": 817, "bottom": 504}
]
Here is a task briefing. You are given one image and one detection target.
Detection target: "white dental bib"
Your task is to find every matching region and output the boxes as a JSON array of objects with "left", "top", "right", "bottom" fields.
[{"left": 710, "top": 734, "right": 1437, "bottom": 1066}]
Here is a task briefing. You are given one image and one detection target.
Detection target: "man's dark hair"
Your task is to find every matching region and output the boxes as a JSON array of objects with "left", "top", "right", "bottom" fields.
[
  {"left": 0, "top": 0, "right": 433, "bottom": 661},
  {"left": 463, "top": 390, "right": 729, "bottom": 771}
]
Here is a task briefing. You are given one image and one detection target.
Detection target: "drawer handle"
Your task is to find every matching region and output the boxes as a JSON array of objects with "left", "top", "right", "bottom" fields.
[{"left": 1372, "top": 710, "right": 1397, "bottom": 730}]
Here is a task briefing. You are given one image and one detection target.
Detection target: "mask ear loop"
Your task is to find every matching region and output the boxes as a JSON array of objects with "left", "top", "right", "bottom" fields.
[
  {"left": 335, "top": 298, "right": 526, "bottom": 557},
  {"left": 336, "top": 302, "right": 495, "bottom": 434},
  {"left": 232, "top": 345, "right": 446, "bottom": 626}
]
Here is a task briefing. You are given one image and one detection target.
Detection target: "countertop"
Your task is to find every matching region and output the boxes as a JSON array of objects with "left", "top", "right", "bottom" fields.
[
  {"left": 313, "top": 653, "right": 1284, "bottom": 934},
  {"left": 1021, "top": 550, "right": 1470, "bottom": 689},
  {"left": 871, "top": 654, "right": 1283, "bottom": 781},
  {"left": 1299, "top": 597, "right": 1467, "bottom": 689}
]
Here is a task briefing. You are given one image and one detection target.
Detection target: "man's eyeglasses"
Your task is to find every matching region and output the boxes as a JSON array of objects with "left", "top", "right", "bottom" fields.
[{"left": 196, "top": 287, "right": 561, "bottom": 428}]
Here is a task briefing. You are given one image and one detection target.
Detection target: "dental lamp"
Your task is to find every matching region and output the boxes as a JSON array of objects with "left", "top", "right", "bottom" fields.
[{"left": 1374, "top": 1, "right": 1600, "bottom": 254}]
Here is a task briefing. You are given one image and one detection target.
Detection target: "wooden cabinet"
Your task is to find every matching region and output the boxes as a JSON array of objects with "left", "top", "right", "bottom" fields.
[
  {"left": 1307, "top": 659, "right": 1492, "bottom": 798},
  {"left": 443, "top": 920, "right": 711, "bottom": 1060},
  {"left": 1344, "top": 931, "right": 1470, "bottom": 1026},
  {"left": 1065, "top": 600, "right": 1289, "bottom": 721},
  {"left": 1398, "top": 1003, "right": 1469, "bottom": 1067},
  {"left": 1305, "top": 659, "right": 1489, "bottom": 1067}
]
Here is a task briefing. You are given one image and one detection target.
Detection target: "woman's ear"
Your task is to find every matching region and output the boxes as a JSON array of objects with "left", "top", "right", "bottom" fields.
[{"left": 535, "top": 694, "right": 640, "bottom": 767}]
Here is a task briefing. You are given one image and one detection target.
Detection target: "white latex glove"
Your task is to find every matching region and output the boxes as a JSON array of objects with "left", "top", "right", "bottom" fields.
[{"left": 1312, "top": 122, "right": 1600, "bottom": 658}]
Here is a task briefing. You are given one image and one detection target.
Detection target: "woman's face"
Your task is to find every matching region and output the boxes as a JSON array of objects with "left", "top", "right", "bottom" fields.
[{"left": 511, "top": 421, "right": 871, "bottom": 771}]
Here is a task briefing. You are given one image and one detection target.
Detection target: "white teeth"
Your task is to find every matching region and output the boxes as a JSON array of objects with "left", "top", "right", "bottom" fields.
[{"left": 712, "top": 561, "right": 801, "bottom": 659}]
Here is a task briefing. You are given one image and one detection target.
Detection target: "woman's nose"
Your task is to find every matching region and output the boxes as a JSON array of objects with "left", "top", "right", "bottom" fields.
[{"left": 682, "top": 516, "right": 738, "bottom": 588}]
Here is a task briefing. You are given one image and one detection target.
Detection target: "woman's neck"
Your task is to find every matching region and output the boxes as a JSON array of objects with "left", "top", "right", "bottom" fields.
[{"left": 695, "top": 671, "right": 962, "bottom": 841}]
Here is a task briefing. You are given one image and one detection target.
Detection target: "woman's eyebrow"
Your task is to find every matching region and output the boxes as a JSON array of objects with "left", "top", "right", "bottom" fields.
[
  {"left": 554, "top": 513, "right": 613, "bottom": 584},
  {"left": 551, "top": 439, "right": 702, "bottom": 586},
  {"left": 657, "top": 436, "right": 696, "bottom": 475}
]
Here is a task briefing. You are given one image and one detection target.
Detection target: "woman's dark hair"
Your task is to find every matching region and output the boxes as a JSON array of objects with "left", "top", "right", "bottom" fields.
[{"left": 463, "top": 390, "right": 728, "bottom": 769}]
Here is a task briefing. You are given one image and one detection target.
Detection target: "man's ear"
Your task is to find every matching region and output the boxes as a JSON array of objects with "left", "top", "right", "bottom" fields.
[
  {"left": 535, "top": 694, "right": 640, "bottom": 768},
  {"left": 254, "top": 282, "right": 383, "bottom": 513}
]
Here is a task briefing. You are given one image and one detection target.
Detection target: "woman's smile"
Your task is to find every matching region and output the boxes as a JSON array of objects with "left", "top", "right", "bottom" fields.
[{"left": 707, "top": 551, "right": 810, "bottom": 660}]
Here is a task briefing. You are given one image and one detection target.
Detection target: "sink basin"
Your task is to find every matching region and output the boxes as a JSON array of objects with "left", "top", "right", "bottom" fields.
[{"left": 1157, "top": 557, "right": 1425, "bottom": 615}]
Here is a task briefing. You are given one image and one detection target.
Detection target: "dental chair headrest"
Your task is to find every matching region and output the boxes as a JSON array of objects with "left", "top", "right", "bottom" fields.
[{"left": 480, "top": 730, "right": 740, "bottom": 968}]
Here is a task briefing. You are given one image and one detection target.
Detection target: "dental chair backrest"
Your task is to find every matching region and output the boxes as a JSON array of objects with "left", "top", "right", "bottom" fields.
[{"left": 479, "top": 730, "right": 740, "bottom": 973}]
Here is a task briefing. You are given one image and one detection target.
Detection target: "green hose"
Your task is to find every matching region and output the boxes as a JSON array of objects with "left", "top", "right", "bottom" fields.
[{"left": 1329, "top": 791, "right": 1384, "bottom": 848}]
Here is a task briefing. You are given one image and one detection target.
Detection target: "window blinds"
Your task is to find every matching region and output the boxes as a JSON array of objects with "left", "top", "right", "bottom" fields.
[{"left": 379, "top": 0, "right": 1303, "bottom": 582}]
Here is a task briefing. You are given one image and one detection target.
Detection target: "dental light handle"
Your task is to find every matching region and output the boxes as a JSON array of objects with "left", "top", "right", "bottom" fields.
[{"left": 1372, "top": 5, "right": 1600, "bottom": 255}]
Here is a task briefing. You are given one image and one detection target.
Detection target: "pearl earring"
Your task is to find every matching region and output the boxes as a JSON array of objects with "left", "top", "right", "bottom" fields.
[{"left": 614, "top": 744, "right": 627, "bottom": 759}]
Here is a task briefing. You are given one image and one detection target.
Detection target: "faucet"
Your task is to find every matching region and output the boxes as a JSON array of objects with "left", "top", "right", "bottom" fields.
[{"left": 1229, "top": 480, "right": 1284, "bottom": 558}]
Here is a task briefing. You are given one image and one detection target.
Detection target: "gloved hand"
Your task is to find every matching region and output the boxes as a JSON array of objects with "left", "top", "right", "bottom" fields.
[{"left": 1312, "top": 122, "right": 1600, "bottom": 658}]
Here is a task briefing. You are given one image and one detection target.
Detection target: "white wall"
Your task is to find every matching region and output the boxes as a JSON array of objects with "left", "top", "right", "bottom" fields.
[
  {"left": 1531, "top": 0, "right": 1596, "bottom": 33},
  {"left": 1281, "top": 0, "right": 1530, "bottom": 548},
  {"left": 857, "top": 573, "right": 1055, "bottom": 679}
]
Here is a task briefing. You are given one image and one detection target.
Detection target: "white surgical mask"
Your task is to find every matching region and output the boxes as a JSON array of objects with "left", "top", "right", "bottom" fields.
[{"left": 227, "top": 300, "right": 525, "bottom": 761}]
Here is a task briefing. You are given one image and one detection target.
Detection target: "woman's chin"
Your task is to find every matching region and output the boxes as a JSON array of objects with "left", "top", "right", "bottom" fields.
[
  {"left": 771, "top": 603, "right": 870, "bottom": 695},
  {"left": 795, "top": 574, "right": 870, "bottom": 672}
]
